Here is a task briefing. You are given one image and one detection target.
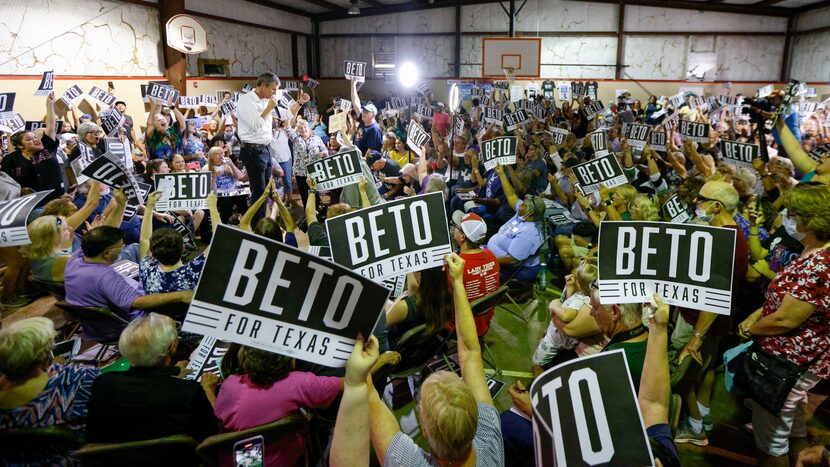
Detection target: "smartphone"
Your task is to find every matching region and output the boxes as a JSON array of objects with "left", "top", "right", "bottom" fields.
[{"left": 233, "top": 435, "right": 264, "bottom": 467}]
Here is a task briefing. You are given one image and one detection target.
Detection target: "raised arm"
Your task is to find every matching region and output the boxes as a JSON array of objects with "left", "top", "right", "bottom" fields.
[
  {"left": 45, "top": 93, "right": 57, "bottom": 140},
  {"left": 67, "top": 181, "right": 101, "bottom": 229},
  {"left": 446, "top": 253, "right": 493, "bottom": 404},
  {"left": 172, "top": 106, "right": 186, "bottom": 133},
  {"left": 358, "top": 177, "right": 371, "bottom": 208},
  {"left": 639, "top": 293, "right": 670, "bottom": 428},
  {"left": 145, "top": 100, "right": 158, "bottom": 139},
  {"left": 775, "top": 118, "right": 817, "bottom": 175},
  {"left": 496, "top": 164, "right": 520, "bottom": 211},
  {"left": 270, "top": 188, "right": 295, "bottom": 233},
  {"left": 139, "top": 191, "right": 162, "bottom": 260},
  {"left": 351, "top": 80, "right": 361, "bottom": 115},
  {"left": 103, "top": 188, "right": 127, "bottom": 227},
  {"left": 240, "top": 178, "right": 275, "bottom": 231}
]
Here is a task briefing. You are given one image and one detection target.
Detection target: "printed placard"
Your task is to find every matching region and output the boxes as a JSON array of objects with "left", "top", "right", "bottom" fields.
[
  {"left": 416, "top": 81, "right": 430, "bottom": 95},
  {"left": 200, "top": 94, "right": 218, "bottom": 108},
  {"left": 111, "top": 260, "right": 139, "bottom": 279},
  {"left": 719, "top": 140, "right": 759, "bottom": 169},
  {"left": 597, "top": 221, "right": 736, "bottom": 314},
  {"left": 661, "top": 193, "right": 691, "bottom": 224},
  {"left": 627, "top": 124, "right": 650, "bottom": 149},
  {"left": 87, "top": 86, "right": 116, "bottom": 108},
  {"left": 658, "top": 110, "right": 682, "bottom": 132},
  {"left": 390, "top": 97, "right": 407, "bottom": 110},
  {"left": 688, "top": 96, "right": 706, "bottom": 110},
  {"left": 338, "top": 99, "right": 352, "bottom": 113},
  {"left": 649, "top": 131, "right": 667, "bottom": 152},
  {"left": 103, "top": 137, "right": 132, "bottom": 171},
  {"left": 503, "top": 109, "right": 530, "bottom": 132},
  {"left": 34, "top": 71, "right": 55, "bottom": 97},
  {"left": 531, "top": 350, "right": 654, "bottom": 467},
  {"left": 99, "top": 108, "right": 125, "bottom": 136},
  {"left": 584, "top": 101, "right": 604, "bottom": 121},
  {"left": 807, "top": 143, "right": 830, "bottom": 163},
  {"left": 415, "top": 104, "right": 434, "bottom": 120},
  {"left": 284, "top": 81, "right": 300, "bottom": 92},
  {"left": 571, "top": 154, "right": 627, "bottom": 194},
  {"left": 344, "top": 60, "right": 367, "bottom": 83},
  {"left": 23, "top": 120, "right": 62, "bottom": 134},
  {"left": 549, "top": 127, "right": 568, "bottom": 145},
  {"left": 60, "top": 86, "right": 84, "bottom": 108},
  {"left": 307, "top": 149, "right": 362, "bottom": 191},
  {"left": 80, "top": 151, "right": 144, "bottom": 214},
  {"left": 757, "top": 84, "right": 774, "bottom": 97},
  {"left": 179, "top": 95, "right": 201, "bottom": 109},
  {"left": 306, "top": 78, "right": 320, "bottom": 90},
  {"left": 718, "top": 95, "right": 741, "bottom": 107},
  {"left": 406, "top": 120, "right": 431, "bottom": 158},
  {"left": 0, "top": 93, "right": 16, "bottom": 120},
  {"left": 220, "top": 99, "right": 237, "bottom": 116},
  {"left": 153, "top": 172, "right": 211, "bottom": 210},
  {"left": 279, "top": 92, "right": 297, "bottom": 111},
  {"left": 0, "top": 191, "right": 54, "bottom": 247},
  {"left": 182, "top": 226, "right": 390, "bottom": 366},
  {"left": 669, "top": 91, "right": 686, "bottom": 108},
  {"left": 481, "top": 136, "right": 517, "bottom": 171},
  {"left": 326, "top": 192, "right": 452, "bottom": 281},
  {"left": 677, "top": 120, "right": 710, "bottom": 144},
  {"left": 707, "top": 96, "right": 723, "bottom": 113},
  {"left": 328, "top": 111, "right": 347, "bottom": 135},
  {"left": 0, "top": 113, "right": 25, "bottom": 134},
  {"left": 482, "top": 107, "right": 503, "bottom": 125},
  {"left": 185, "top": 337, "right": 233, "bottom": 382},
  {"left": 172, "top": 215, "right": 196, "bottom": 248},
  {"left": 590, "top": 130, "right": 611, "bottom": 157},
  {"left": 147, "top": 82, "right": 180, "bottom": 107}
]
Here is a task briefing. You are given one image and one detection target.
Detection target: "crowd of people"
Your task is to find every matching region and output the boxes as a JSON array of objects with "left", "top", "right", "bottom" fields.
[{"left": 0, "top": 69, "right": 829, "bottom": 467}]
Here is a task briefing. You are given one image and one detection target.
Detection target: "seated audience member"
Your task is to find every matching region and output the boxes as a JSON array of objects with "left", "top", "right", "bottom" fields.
[
  {"left": 73, "top": 182, "right": 144, "bottom": 245},
  {"left": 207, "top": 147, "right": 248, "bottom": 224},
  {"left": 369, "top": 254, "right": 504, "bottom": 465},
  {"left": 64, "top": 226, "right": 193, "bottom": 340},
  {"left": 240, "top": 177, "right": 298, "bottom": 247},
  {"left": 87, "top": 313, "right": 218, "bottom": 442},
  {"left": 485, "top": 165, "right": 545, "bottom": 282},
  {"left": 0, "top": 318, "right": 100, "bottom": 465},
  {"left": 451, "top": 211, "right": 500, "bottom": 336},
  {"left": 212, "top": 347, "right": 343, "bottom": 466},
  {"left": 138, "top": 191, "right": 220, "bottom": 294},
  {"left": 590, "top": 287, "right": 648, "bottom": 390},
  {"left": 521, "top": 143, "right": 548, "bottom": 195},
  {"left": 367, "top": 150, "right": 402, "bottom": 199},
  {"left": 386, "top": 266, "right": 453, "bottom": 349},
  {"left": 304, "top": 177, "right": 373, "bottom": 247}
]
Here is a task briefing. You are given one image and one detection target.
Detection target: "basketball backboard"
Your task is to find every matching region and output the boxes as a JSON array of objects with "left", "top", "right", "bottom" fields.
[{"left": 482, "top": 38, "right": 541, "bottom": 79}]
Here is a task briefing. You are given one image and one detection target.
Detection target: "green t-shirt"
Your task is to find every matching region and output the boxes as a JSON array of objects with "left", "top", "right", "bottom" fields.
[{"left": 606, "top": 338, "right": 648, "bottom": 391}]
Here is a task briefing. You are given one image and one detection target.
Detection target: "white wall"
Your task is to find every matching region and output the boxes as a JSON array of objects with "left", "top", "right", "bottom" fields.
[{"left": 790, "top": 5, "right": 830, "bottom": 82}]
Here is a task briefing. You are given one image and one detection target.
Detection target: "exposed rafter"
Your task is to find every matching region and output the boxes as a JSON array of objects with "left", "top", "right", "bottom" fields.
[
  {"left": 752, "top": 0, "right": 785, "bottom": 6},
  {"left": 297, "top": 0, "right": 348, "bottom": 11},
  {"left": 568, "top": 0, "right": 792, "bottom": 17},
  {"left": 314, "top": 0, "right": 504, "bottom": 21},
  {"left": 798, "top": 0, "right": 830, "bottom": 12},
  {"left": 243, "top": 0, "right": 312, "bottom": 17},
  {"left": 363, "top": 0, "right": 385, "bottom": 7}
]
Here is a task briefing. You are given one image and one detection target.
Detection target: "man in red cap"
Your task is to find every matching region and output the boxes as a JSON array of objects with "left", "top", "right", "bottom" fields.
[{"left": 452, "top": 210, "right": 500, "bottom": 335}]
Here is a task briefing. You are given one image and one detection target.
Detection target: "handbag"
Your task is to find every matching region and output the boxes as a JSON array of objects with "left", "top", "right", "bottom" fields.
[{"left": 733, "top": 341, "right": 812, "bottom": 416}]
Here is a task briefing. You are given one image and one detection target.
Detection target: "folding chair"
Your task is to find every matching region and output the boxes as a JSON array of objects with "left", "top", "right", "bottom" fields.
[
  {"left": 55, "top": 301, "right": 129, "bottom": 362},
  {"left": 196, "top": 414, "right": 309, "bottom": 467},
  {"left": 71, "top": 434, "right": 199, "bottom": 466},
  {"left": 0, "top": 425, "right": 81, "bottom": 465},
  {"left": 470, "top": 285, "right": 509, "bottom": 375}
]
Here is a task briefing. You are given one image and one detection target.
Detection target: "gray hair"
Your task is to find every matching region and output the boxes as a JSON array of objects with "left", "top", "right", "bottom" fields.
[
  {"left": 0, "top": 317, "right": 56, "bottom": 381},
  {"left": 619, "top": 302, "right": 645, "bottom": 329},
  {"left": 424, "top": 174, "right": 447, "bottom": 199},
  {"left": 77, "top": 121, "right": 101, "bottom": 141},
  {"left": 256, "top": 72, "right": 280, "bottom": 88},
  {"left": 119, "top": 313, "right": 178, "bottom": 367}
]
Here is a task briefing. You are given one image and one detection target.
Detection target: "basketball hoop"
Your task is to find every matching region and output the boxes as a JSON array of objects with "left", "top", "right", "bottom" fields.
[{"left": 503, "top": 67, "right": 516, "bottom": 84}]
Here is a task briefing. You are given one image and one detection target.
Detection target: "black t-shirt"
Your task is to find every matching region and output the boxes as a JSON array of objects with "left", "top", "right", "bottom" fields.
[
  {"left": 122, "top": 114, "right": 135, "bottom": 142},
  {"left": 1, "top": 134, "right": 65, "bottom": 203}
]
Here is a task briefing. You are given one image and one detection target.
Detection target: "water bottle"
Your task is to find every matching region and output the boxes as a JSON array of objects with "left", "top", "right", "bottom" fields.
[{"left": 539, "top": 257, "right": 547, "bottom": 289}]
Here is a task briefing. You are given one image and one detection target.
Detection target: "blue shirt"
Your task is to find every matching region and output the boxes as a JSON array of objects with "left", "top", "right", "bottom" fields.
[
  {"left": 771, "top": 108, "right": 801, "bottom": 146},
  {"left": 486, "top": 199, "right": 543, "bottom": 267},
  {"left": 354, "top": 122, "right": 383, "bottom": 155}
]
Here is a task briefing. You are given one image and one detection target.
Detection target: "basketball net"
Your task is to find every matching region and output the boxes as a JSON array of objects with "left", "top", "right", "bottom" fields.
[{"left": 503, "top": 67, "right": 516, "bottom": 85}]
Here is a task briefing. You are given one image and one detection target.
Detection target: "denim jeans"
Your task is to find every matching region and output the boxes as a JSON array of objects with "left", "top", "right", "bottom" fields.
[
  {"left": 278, "top": 160, "right": 293, "bottom": 199},
  {"left": 240, "top": 144, "right": 272, "bottom": 224}
]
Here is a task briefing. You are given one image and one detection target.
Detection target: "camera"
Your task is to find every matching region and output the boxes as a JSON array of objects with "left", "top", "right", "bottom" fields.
[{"left": 741, "top": 97, "right": 775, "bottom": 123}]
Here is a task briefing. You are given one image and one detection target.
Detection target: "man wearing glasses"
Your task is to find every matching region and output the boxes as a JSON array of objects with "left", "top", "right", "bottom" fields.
[{"left": 64, "top": 226, "right": 193, "bottom": 341}]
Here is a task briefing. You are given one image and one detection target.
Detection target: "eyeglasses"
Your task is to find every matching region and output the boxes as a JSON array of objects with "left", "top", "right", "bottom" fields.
[
  {"left": 55, "top": 217, "right": 63, "bottom": 227},
  {"left": 694, "top": 194, "right": 720, "bottom": 206}
]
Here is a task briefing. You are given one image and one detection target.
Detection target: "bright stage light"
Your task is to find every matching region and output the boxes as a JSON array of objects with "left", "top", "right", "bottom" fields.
[{"left": 398, "top": 62, "right": 419, "bottom": 88}]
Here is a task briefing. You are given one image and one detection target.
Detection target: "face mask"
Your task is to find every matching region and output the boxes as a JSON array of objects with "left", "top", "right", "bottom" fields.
[
  {"left": 782, "top": 210, "right": 806, "bottom": 241},
  {"left": 695, "top": 203, "right": 715, "bottom": 223}
]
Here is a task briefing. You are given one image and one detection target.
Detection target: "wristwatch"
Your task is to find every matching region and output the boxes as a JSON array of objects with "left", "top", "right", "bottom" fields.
[{"left": 603, "top": 199, "right": 613, "bottom": 207}]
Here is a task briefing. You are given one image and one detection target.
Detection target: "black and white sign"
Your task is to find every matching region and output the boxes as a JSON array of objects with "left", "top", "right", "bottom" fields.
[
  {"left": 154, "top": 172, "right": 211, "bottom": 211},
  {"left": 453, "top": 115, "right": 465, "bottom": 139},
  {"left": 425, "top": 352, "right": 505, "bottom": 399},
  {"left": 306, "top": 79, "right": 320, "bottom": 90},
  {"left": 181, "top": 225, "right": 391, "bottom": 367},
  {"left": 649, "top": 131, "right": 667, "bottom": 152},
  {"left": 390, "top": 97, "right": 407, "bottom": 109},
  {"left": 571, "top": 154, "right": 627, "bottom": 194},
  {"left": 338, "top": 99, "right": 352, "bottom": 113},
  {"left": 172, "top": 215, "right": 196, "bottom": 249},
  {"left": 597, "top": 221, "right": 736, "bottom": 314},
  {"left": 24, "top": 120, "right": 62, "bottom": 134},
  {"left": 178, "top": 95, "right": 201, "bottom": 109},
  {"left": 807, "top": 143, "right": 830, "bottom": 163},
  {"left": 284, "top": 81, "right": 300, "bottom": 92},
  {"left": 584, "top": 101, "right": 604, "bottom": 121},
  {"left": 678, "top": 120, "right": 710, "bottom": 144},
  {"left": 669, "top": 92, "right": 686, "bottom": 108},
  {"left": 482, "top": 107, "right": 503, "bottom": 125},
  {"left": 103, "top": 137, "right": 132, "bottom": 171},
  {"left": 0, "top": 191, "right": 54, "bottom": 247},
  {"left": 147, "top": 82, "right": 180, "bottom": 106},
  {"left": 661, "top": 194, "right": 691, "bottom": 224},
  {"left": 531, "top": 350, "right": 654, "bottom": 467},
  {"left": 590, "top": 130, "right": 611, "bottom": 157},
  {"left": 111, "top": 260, "right": 139, "bottom": 279},
  {"left": 185, "top": 337, "right": 233, "bottom": 382},
  {"left": 99, "top": 108, "right": 125, "bottom": 136},
  {"left": 406, "top": 120, "right": 431, "bottom": 158},
  {"left": 503, "top": 109, "right": 530, "bottom": 132},
  {"left": 81, "top": 151, "right": 144, "bottom": 215},
  {"left": 627, "top": 124, "right": 650, "bottom": 149},
  {"left": 417, "top": 81, "right": 430, "bottom": 95},
  {"left": 34, "top": 71, "right": 55, "bottom": 97},
  {"left": 481, "top": 136, "right": 517, "bottom": 171},
  {"left": 344, "top": 60, "right": 367, "bottom": 83},
  {"left": 307, "top": 149, "right": 362, "bottom": 191},
  {"left": 0, "top": 93, "right": 16, "bottom": 120},
  {"left": 199, "top": 94, "right": 217, "bottom": 108},
  {"left": 415, "top": 104, "right": 434, "bottom": 120},
  {"left": 87, "top": 86, "right": 116, "bottom": 108},
  {"left": 278, "top": 93, "right": 297, "bottom": 112},
  {"left": 220, "top": 99, "right": 237, "bottom": 116},
  {"left": 0, "top": 113, "right": 25, "bottom": 134},
  {"left": 549, "top": 127, "right": 568, "bottom": 145},
  {"left": 719, "top": 140, "right": 759, "bottom": 169},
  {"left": 326, "top": 192, "right": 452, "bottom": 281},
  {"left": 60, "top": 86, "right": 83, "bottom": 108}
]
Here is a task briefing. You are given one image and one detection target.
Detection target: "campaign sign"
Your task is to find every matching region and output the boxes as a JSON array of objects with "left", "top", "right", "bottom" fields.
[
  {"left": 590, "top": 130, "right": 611, "bottom": 157},
  {"left": 344, "top": 60, "right": 367, "bottom": 83},
  {"left": 807, "top": 143, "right": 830, "bottom": 163},
  {"left": 338, "top": 99, "right": 352, "bottom": 113},
  {"left": 531, "top": 350, "right": 654, "bottom": 467},
  {"left": 649, "top": 131, "right": 667, "bottom": 152},
  {"left": 328, "top": 111, "right": 347, "bottom": 135},
  {"left": 669, "top": 92, "right": 686, "bottom": 108},
  {"left": 220, "top": 99, "right": 237, "bottom": 116},
  {"left": 147, "top": 82, "right": 180, "bottom": 106},
  {"left": 154, "top": 172, "right": 211, "bottom": 211},
  {"left": 390, "top": 97, "right": 407, "bottom": 110},
  {"left": 34, "top": 71, "right": 55, "bottom": 97},
  {"left": 597, "top": 221, "right": 736, "bottom": 314},
  {"left": 185, "top": 337, "right": 233, "bottom": 382},
  {"left": 111, "top": 260, "right": 139, "bottom": 279},
  {"left": 81, "top": 151, "right": 144, "bottom": 214},
  {"left": 181, "top": 225, "right": 391, "bottom": 367},
  {"left": 572, "top": 154, "right": 627, "bottom": 194},
  {"left": 719, "top": 140, "right": 759, "bottom": 169},
  {"left": 307, "top": 149, "right": 362, "bottom": 191},
  {"left": 200, "top": 94, "right": 218, "bottom": 108},
  {"left": 677, "top": 120, "right": 710, "bottom": 144},
  {"left": 284, "top": 81, "right": 300, "bottom": 92},
  {"left": 60, "top": 86, "right": 83, "bottom": 108},
  {"left": 425, "top": 352, "right": 505, "bottom": 399},
  {"left": 481, "top": 136, "right": 517, "bottom": 171},
  {"left": 406, "top": 121, "right": 431, "bottom": 158},
  {"left": 503, "top": 109, "right": 529, "bottom": 132},
  {"left": 627, "top": 124, "right": 650, "bottom": 149},
  {"left": 179, "top": 95, "right": 201, "bottom": 109},
  {"left": 24, "top": 121, "right": 62, "bottom": 134},
  {"left": 0, "top": 113, "right": 25, "bottom": 134},
  {"left": 99, "top": 108, "right": 125, "bottom": 137},
  {"left": 0, "top": 93, "right": 16, "bottom": 119},
  {"left": 326, "top": 192, "right": 452, "bottom": 281},
  {"left": 172, "top": 215, "right": 196, "bottom": 248},
  {"left": 103, "top": 137, "right": 132, "bottom": 171},
  {"left": 0, "top": 191, "right": 54, "bottom": 247},
  {"left": 584, "top": 101, "right": 604, "bottom": 121},
  {"left": 453, "top": 115, "right": 465, "bottom": 139},
  {"left": 415, "top": 104, "right": 434, "bottom": 120},
  {"left": 549, "top": 127, "right": 568, "bottom": 145},
  {"left": 87, "top": 86, "right": 116, "bottom": 108},
  {"left": 306, "top": 79, "right": 320, "bottom": 90},
  {"left": 482, "top": 107, "right": 503, "bottom": 125},
  {"left": 661, "top": 193, "right": 691, "bottom": 224}
]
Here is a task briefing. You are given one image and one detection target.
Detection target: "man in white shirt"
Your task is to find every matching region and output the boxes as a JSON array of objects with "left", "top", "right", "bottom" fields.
[{"left": 270, "top": 120, "right": 292, "bottom": 206}]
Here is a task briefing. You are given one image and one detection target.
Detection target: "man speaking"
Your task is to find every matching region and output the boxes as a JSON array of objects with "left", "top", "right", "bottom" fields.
[{"left": 237, "top": 73, "right": 279, "bottom": 223}]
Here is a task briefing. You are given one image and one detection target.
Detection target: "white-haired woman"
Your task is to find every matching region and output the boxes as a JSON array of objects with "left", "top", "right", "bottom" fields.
[
  {"left": 86, "top": 313, "right": 218, "bottom": 443},
  {"left": 0, "top": 317, "right": 100, "bottom": 465}
]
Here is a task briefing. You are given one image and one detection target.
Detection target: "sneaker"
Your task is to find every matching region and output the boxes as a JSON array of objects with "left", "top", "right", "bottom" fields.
[
  {"left": 674, "top": 421, "right": 709, "bottom": 446},
  {"left": 702, "top": 413, "right": 713, "bottom": 432}
]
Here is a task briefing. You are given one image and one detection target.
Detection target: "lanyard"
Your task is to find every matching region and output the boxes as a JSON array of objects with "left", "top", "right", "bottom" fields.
[{"left": 604, "top": 324, "right": 647, "bottom": 349}]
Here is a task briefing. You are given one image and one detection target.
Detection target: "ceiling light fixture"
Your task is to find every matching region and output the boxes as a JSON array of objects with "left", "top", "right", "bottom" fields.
[{"left": 347, "top": 0, "right": 360, "bottom": 15}]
